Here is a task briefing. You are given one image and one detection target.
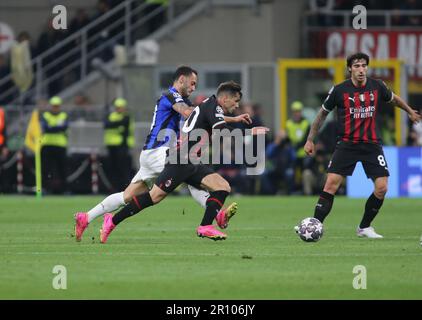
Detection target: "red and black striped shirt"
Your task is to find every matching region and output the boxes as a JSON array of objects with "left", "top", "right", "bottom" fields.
[{"left": 322, "top": 77, "right": 393, "bottom": 144}]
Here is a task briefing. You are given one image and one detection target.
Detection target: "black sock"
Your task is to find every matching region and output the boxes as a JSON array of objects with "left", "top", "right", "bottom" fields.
[
  {"left": 112, "top": 192, "right": 154, "bottom": 225},
  {"left": 314, "top": 191, "right": 334, "bottom": 223},
  {"left": 359, "top": 193, "right": 384, "bottom": 229},
  {"left": 200, "top": 191, "right": 229, "bottom": 226}
]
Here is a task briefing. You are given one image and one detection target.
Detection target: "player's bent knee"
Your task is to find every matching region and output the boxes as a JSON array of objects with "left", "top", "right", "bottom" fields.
[
  {"left": 323, "top": 183, "right": 338, "bottom": 195},
  {"left": 375, "top": 185, "right": 388, "bottom": 197},
  {"left": 123, "top": 181, "right": 148, "bottom": 203},
  {"left": 149, "top": 185, "right": 167, "bottom": 204},
  {"left": 219, "top": 180, "right": 231, "bottom": 193},
  {"left": 123, "top": 189, "right": 135, "bottom": 203},
  {"left": 223, "top": 184, "right": 231, "bottom": 194},
  {"left": 150, "top": 192, "right": 166, "bottom": 204}
]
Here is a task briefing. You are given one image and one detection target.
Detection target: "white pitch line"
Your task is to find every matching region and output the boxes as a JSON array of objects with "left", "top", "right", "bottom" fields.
[{"left": 2, "top": 251, "right": 422, "bottom": 257}]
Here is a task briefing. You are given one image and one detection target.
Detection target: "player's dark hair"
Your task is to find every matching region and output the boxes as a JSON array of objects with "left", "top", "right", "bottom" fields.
[
  {"left": 216, "top": 81, "right": 242, "bottom": 99},
  {"left": 346, "top": 52, "right": 370, "bottom": 68},
  {"left": 172, "top": 65, "right": 198, "bottom": 82}
]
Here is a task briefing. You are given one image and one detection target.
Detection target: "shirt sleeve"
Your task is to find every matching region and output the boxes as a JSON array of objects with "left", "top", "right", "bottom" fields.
[
  {"left": 163, "top": 91, "right": 185, "bottom": 110},
  {"left": 207, "top": 105, "right": 226, "bottom": 129},
  {"left": 322, "top": 85, "right": 337, "bottom": 112},
  {"left": 184, "top": 97, "right": 193, "bottom": 106},
  {"left": 377, "top": 79, "right": 394, "bottom": 103}
]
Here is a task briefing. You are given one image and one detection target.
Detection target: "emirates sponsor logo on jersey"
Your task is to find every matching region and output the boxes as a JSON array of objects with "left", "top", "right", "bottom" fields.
[{"left": 350, "top": 106, "right": 375, "bottom": 119}]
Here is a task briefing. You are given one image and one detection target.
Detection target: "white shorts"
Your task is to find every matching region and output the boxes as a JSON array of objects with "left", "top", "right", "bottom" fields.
[{"left": 131, "top": 147, "right": 168, "bottom": 188}]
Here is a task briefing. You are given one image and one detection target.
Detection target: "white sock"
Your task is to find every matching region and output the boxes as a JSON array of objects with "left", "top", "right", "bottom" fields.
[
  {"left": 87, "top": 192, "right": 125, "bottom": 223},
  {"left": 187, "top": 185, "right": 209, "bottom": 209}
]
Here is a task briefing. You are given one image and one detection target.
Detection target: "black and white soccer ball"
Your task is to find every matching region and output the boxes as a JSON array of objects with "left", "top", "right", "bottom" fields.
[{"left": 297, "top": 217, "right": 324, "bottom": 242}]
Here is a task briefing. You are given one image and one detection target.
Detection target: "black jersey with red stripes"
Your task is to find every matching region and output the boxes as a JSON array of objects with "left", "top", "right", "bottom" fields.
[
  {"left": 175, "top": 95, "right": 227, "bottom": 163},
  {"left": 322, "top": 77, "right": 393, "bottom": 144}
]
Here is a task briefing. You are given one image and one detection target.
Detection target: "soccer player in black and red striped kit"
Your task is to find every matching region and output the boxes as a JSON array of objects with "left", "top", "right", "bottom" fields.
[
  {"left": 99, "top": 81, "right": 269, "bottom": 243},
  {"left": 303, "top": 52, "right": 421, "bottom": 238}
]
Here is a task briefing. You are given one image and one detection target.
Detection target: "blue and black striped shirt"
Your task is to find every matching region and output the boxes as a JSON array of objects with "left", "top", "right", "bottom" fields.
[{"left": 143, "top": 87, "right": 191, "bottom": 150}]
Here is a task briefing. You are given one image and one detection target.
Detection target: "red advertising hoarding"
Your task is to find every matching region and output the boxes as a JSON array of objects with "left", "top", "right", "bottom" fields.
[{"left": 310, "top": 30, "right": 422, "bottom": 78}]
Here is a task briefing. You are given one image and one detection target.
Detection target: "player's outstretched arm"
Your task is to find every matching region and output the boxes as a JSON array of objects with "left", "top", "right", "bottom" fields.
[
  {"left": 391, "top": 94, "right": 422, "bottom": 124},
  {"left": 224, "top": 113, "right": 252, "bottom": 124},
  {"left": 304, "top": 107, "right": 329, "bottom": 156},
  {"left": 172, "top": 103, "right": 195, "bottom": 118}
]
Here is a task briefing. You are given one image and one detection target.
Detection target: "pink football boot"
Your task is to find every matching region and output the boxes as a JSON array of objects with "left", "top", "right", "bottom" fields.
[
  {"left": 215, "top": 202, "right": 237, "bottom": 229},
  {"left": 74, "top": 212, "right": 88, "bottom": 242},
  {"left": 197, "top": 225, "right": 227, "bottom": 241},
  {"left": 100, "top": 213, "right": 116, "bottom": 244}
]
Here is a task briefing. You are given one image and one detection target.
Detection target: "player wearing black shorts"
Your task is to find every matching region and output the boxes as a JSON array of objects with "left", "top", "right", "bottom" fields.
[
  {"left": 302, "top": 52, "right": 421, "bottom": 238},
  {"left": 99, "top": 81, "right": 268, "bottom": 242}
]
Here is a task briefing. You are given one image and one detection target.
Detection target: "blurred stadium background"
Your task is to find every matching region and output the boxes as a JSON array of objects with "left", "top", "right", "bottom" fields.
[{"left": 0, "top": 0, "right": 421, "bottom": 198}]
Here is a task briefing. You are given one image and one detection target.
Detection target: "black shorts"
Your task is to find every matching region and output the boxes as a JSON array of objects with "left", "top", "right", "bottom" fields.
[
  {"left": 155, "top": 163, "right": 215, "bottom": 193},
  {"left": 327, "top": 141, "right": 390, "bottom": 179}
]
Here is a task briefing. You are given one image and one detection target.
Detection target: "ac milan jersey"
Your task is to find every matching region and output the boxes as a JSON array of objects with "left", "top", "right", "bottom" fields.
[
  {"left": 176, "top": 95, "right": 227, "bottom": 163},
  {"left": 322, "top": 77, "right": 393, "bottom": 144}
]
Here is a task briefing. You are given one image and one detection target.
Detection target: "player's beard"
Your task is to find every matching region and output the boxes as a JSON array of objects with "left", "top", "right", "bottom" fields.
[{"left": 180, "top": 86, "right": 189, "bottom": 98}]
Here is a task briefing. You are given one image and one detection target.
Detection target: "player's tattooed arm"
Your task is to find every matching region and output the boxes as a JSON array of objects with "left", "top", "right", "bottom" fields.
[
  {"left": 390, "top": 94, "right": 421, "bottom": 124},
  {"left": 304, "top": 107, "right": 329, "bottom": 156},
  {"left": 172, "top": 103, "right": 195, "bottom": 118},
  {"left": 307, "top": 107, "right": 329, "bottom": 142}
]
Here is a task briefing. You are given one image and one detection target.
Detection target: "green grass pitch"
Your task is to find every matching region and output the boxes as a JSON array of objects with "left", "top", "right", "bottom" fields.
[{"left": 1, "top": 195, "right": 421, "bottom": 299}]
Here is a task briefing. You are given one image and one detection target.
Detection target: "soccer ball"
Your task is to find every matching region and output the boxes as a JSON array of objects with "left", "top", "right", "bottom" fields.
[{"left": 297, "top": 217, "right": 324, "bottom": 242}]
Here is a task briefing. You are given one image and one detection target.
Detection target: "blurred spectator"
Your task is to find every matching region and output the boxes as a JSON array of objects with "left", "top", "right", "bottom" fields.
[
  {"left": 40, "top": 96, "right": 69, "bottom": 194},
  {"left": 91, "top": 0, "right": 112, "bottom": 25},
  {"left": 89, "top": 0, "right": 114, "bottom": 62},
  {"left": 17, "top": 31, "right": 36, "bottom": 58},
  {"left": 392, "top": 0, "right": 422, "bottom": 26},
  {"left": 0, "top": 54, "right": 10, "bottom": 80},
  {"left": 285, "top": 101, "right": 313, "bottom": 194},
  {"left": 15, "top": 31, "right": 36, "bottom": 104},
  {"left": 144, "top": 0, "right": 169, "bottom": 34},
  {"left": 260, "top": 130, "right": 295, "bottom": 195},
  {"left": 0, "top": 54, "right": 16, "bottom": 104},
  {"left": 37, "top": 19, "right": 68, "bottom": 96},
  {"left": 69, "top": 8, "right": 91, "bottom": 35},
  {"left": 308, "top": 0, "right": 336, "bottom": 26},
  {"left": 67, "top": 9, "right": 91, "bottom": 83},
  {"left": 104, "top": 98, "right": 134, "bottom": 191},
  {"left": 109, "top": 0, "right": 123, "bottom": 8}
]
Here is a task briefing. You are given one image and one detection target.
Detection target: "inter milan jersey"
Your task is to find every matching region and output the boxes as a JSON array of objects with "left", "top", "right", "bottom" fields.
[
  {"left": 143, "top": 87, "right": 192, "bottom": 150},
  {"left": 175, "top": 95, "right": 227, "bottom": 163},
  {"left": 322, "top": 77, "right": 393, "bottom": 144}
]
